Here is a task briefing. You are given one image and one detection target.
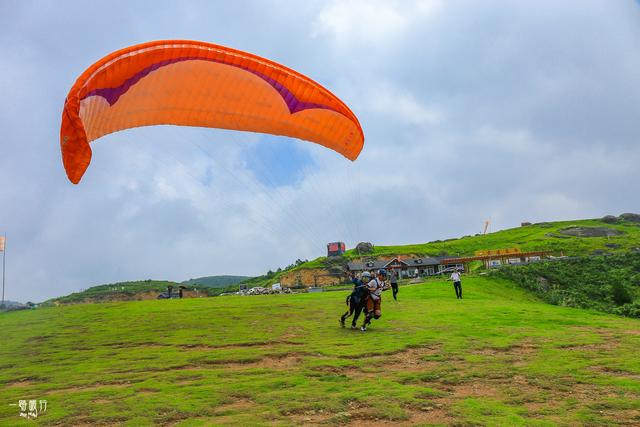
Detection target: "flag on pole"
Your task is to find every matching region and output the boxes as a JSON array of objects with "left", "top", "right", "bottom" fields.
[{"left": 0, "top": 236, "right": 4, "bottom": 252}]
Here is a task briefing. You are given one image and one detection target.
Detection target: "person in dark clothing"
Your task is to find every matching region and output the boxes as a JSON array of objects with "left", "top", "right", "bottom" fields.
[
  {"left": 390, "top": 270, "right": 399, "bottom": 300},
  {"left": 341, "top": 272, "right": 371, "bottom": 328},
  {"left": 350, "top": 271, "right": 370, "bottom": 288}
]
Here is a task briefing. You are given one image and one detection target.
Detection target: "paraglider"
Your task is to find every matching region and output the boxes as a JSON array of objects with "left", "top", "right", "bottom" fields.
[{"left": 60, "top": 40, "right": 364, "bottom": 183}]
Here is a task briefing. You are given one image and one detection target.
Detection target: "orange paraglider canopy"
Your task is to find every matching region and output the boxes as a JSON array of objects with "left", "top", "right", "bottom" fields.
[{"left": 60, "top": 40, "right": 364, "bottom": 184}]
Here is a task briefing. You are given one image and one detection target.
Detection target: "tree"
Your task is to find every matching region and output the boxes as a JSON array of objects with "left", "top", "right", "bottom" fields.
[{"left": 612, "top": 282, "right": 632, "bottom": 306}]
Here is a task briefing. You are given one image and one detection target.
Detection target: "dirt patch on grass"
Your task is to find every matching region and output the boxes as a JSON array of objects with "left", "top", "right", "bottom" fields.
[
  {"left": 450, "top": 381, "right": 501, "bottom": 399},
  {"left": 401, "top": 405, "right": 455, "bottom": 426},
  {"left": 287, "top": 403, "right": 455, "bottom": 426},
  {"left": 258, "top": 354, "right": 305, "bottom": 369},
  {"left": 190, "top": 352, "right": 313, "bottom": 371},
  {"left": 177, "top": 340, "right": 304, "bottom": 351},
  {"left": 51, "top": 380, "right": 143, "bottom": 393},
  {"left": 172, "top": 374, "right": 205, "bottom": 385},
  {"left": 102, "top": 339, "right": 305, "bottom": 352},
  {"left": 472, "top": 339, "right": 539, "bottom": 357},
  {"left": 214, "top": 398, "right": 254, "bottom": 414},
  {"left": 4, "top": 379, "right": 38, "bottom": 388},
  {"left": 207, "top": 398, "right": 259, "bottom": 425},
  {"left": 590, "top": 365, "right": 640, "bottom": 380},
  {"left": 385, "top": 346, "right": 442, "bottom": 372},
  {"left": 222, "top": 353, "right": 306, "bottom": 370},
  {"left": 288, "top": 409, "right": 335, "bottom": 425}
]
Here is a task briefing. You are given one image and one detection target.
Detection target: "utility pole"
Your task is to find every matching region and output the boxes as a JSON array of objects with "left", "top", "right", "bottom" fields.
[{"left": 1, "top": 233, "right": 5, "bottom": 308}]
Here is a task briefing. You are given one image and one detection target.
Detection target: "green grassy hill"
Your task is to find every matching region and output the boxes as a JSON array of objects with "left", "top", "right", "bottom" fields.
[
  {"left": 181, "top": 275, "right": 251, "bottom": 288},
  {"left": 1, "top": 277, "right": 638, "bottom": 425},
  {"left": 343, "top": 217, "right": 640, "bottom": 259},
  {"left": 248, "top": 216, "right": 640, "bottom": 284},
  {"left": 45, "top": 280, "right": 240, "bottom": 305}
]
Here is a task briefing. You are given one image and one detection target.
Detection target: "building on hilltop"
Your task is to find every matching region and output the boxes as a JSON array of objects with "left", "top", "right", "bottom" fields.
[
  {"left": 348, "top": 249, "right": 551, "bottom": 277},
  {"left": 347, "top": 256, "right": 462, "bottom": 278},
  {"left": 440, "top": 249, "right": 549, "bottom": 269},
  {"left": 327, "top": 242, "right": 346, "bottom": 257}
]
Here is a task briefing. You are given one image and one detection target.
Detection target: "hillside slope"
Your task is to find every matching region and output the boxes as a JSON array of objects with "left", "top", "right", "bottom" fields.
[
  {"left": 45, "top": 280, "right": 239, "bottom": 305},
  {"left": 181, "top": 275, "right": 251, "bottom": 288},
  {"left": 1, "top": 277, "right": 638, "bottom": 425},
  {"left": 251, "top": 216, "right": 640, "bottom": 286},
  {"left": 493, "top": 252, "right": 640, "bottom": 317},
  {"left": 343, "top": 217, "right": 640, "bottom": 260}
]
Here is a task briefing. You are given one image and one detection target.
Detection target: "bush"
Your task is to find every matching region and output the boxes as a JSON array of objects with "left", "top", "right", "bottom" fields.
[
  {"left": 612, "top": 282, "right": 633, "bottom": 306},
  {"left": 613, "top": 302, "right": 640, "bottom": 318},
  {"left": 492, "top": 253, "right": 640, "bottom": 318}
]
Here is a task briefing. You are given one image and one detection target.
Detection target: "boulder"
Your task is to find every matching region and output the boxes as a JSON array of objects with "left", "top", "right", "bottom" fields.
[
  {"left": 601, "top": 215, "right": 619, "bottom": 224},
  {"left": 619, "top": 213, "right": 640, "bottom": 223},
  {"left": 355, "top": 242, "right": 374, "bottom": 254}
]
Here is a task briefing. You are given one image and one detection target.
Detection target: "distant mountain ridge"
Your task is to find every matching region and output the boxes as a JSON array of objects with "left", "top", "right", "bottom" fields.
[
  {"left": 181, "top": 275, "right": 251, "bottom": 287},
  {"left": 44, "top": 278, "right": 250, "bottom": 305}
]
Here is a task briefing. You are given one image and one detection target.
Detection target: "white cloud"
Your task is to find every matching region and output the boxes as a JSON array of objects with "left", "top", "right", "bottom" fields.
[
  {"left": 366, "top": 82, "right": 444, "bottom": 125},
  {"left": 1, "top": 0, "right": 640, "bottom": 302},
  {"left": 312, "top": 0, "right": 442, "bottom": 45}
]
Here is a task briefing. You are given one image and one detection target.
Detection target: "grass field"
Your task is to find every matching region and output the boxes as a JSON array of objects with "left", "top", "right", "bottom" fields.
[{"left": 1, "top": 277, "right": 639, "bottom": 426}]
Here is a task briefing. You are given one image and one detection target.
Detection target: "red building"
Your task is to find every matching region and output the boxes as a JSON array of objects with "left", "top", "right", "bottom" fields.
[{"left": 327, "top": 242, "right": 346, "bottom": 257}]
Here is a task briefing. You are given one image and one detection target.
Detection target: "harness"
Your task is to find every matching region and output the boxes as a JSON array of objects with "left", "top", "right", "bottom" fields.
[{"left": 368, "top": 278, "right": 382, "bottom": 300}]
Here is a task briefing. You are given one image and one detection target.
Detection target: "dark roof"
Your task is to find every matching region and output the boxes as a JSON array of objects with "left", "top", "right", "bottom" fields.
[
  {"left": 347, "top": 259, "right": 389, "bottom": 270},
  {"left": 402, "top": 257, "right": 440, "bottom": 266},
  {"left": 348, "top": 256, "right": 441, "bottom": 270}
]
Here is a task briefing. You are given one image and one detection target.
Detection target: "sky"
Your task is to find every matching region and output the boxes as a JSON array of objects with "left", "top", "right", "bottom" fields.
[{"left": 1, "top": 0, "right": 639, "bottom": 302}]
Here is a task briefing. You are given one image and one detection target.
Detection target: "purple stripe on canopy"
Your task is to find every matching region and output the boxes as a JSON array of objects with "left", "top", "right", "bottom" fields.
[{"left": 82, "top": 56, "right": 335, "bottom": 115}]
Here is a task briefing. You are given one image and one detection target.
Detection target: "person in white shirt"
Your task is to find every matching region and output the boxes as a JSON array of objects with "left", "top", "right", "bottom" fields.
[
  {"left": 451, "top": 270, "right": 463, "bottom": 299},
  {"left": 361, "top": 269, "right": 390, "bottom": 331}
]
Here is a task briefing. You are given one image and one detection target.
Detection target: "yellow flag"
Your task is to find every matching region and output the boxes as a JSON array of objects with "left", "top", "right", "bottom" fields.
[{"left": 0, "top": 236, "right": 4, "bottom": 252}]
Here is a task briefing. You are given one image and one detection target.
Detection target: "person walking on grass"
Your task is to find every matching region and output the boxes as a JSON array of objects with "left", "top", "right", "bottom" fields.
[
  {"left": 390, "top": 270, "right": 399, "bottom": 301},
  {"left": 450, "top": 269, "right": 463, "bottom": 299}
]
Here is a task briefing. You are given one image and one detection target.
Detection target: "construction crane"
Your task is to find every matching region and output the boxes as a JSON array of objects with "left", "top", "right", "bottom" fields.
[{"left": 483, "top": 220, "right": 491, "bottom": 234}]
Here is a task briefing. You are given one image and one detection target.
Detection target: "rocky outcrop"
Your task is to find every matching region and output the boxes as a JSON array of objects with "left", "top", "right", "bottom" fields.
[
  {"left": 279, "top": 268, "right": 346, "bottom": 287},
  {"left": 355, "top": 242, "right": 374, "bottom": 254},
  {"left": 601, "top": 215, "right": 619, "bottom": 224},
  {"left": 619, "top": 213, "right": 640, "bottom": 223},
  {"left": 558, "top": 226, "right": 624, "bottom": 238}
]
